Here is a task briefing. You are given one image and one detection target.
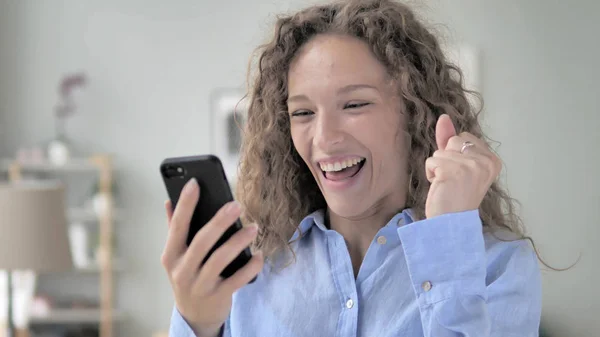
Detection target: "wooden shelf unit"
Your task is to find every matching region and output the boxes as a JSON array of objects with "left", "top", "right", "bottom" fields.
[{"left": 5, "top": 154, "right": 119, "bottom": 337}]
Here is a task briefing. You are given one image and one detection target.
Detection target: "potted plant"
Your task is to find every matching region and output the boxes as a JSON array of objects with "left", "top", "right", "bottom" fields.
[{"left": 47, "top": 72, "right": 87, "bottom": 165}]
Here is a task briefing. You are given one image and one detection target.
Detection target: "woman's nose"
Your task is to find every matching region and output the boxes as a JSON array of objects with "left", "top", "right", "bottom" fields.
[{"left": 314, "top": 112, "right": 344, "bottom": 149}]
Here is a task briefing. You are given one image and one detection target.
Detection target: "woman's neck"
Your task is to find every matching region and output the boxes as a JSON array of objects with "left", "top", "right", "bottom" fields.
[{"left": 326, "top": 200, "right": 405, "bottom": 277}]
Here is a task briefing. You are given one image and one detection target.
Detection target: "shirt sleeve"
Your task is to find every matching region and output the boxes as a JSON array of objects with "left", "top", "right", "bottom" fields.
[
  {"left": 169, "top": 306, "right": 198, "bottom": 337},
  {"left": 396, "top": 209, "right": 542, "bottom": 337},
  {"left": 169, "top": 306, "right": 229, "bottom": 337}
]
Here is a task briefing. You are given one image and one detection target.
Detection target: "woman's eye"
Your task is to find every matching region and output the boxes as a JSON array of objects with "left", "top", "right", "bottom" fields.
[
  {"left": 344, "top": 102, "right": 371, "bottom": 109},
  {"left": 290, "top": 110, "right": 314, "bottom": 117}
]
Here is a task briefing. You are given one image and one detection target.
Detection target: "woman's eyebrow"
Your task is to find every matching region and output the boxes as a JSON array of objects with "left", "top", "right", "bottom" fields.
[
  {"left": 337, "top": 83, "right": 379, "bottom": 94},
  {"left": 287, "top": 94, "right": 310, "bottom": 104},
  {"left": 287, "top": 84, "right": 379, "bottom": 104}
]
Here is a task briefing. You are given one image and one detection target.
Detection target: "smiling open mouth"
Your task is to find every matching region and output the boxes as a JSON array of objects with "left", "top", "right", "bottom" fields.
[{"left": 320, "top": 158, "right": 366, "bottom": 181}]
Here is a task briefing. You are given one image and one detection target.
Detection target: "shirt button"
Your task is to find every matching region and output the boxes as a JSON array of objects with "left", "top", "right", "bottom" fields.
[
  {"left": 376, "top": 235, "right": 387, "bottom": 245},
  {"left": 422, "top": 281, "right": 432, "bottom": 292},
  {"left": 345, "top": 299, "right": 354, "bottom": 309}
]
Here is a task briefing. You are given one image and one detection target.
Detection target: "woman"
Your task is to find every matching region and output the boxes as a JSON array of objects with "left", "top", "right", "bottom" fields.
[{"left": 162, "top": 0, "right": 542, "bottom": 336}]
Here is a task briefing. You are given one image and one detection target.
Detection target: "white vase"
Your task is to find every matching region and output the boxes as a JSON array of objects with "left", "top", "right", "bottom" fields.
[
  {"left": 92, "top": 193, "right": 111, "bottom": 216},
  {"left": 47, "top": 139, "right": 70, "bottom": 165},
  {"left": 68, "top": 223, "right": 89, "bottom": 268}
]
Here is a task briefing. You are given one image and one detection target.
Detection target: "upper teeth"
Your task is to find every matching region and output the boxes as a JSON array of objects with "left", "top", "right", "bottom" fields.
[{"left": 319, "top": 158, "right": 364, "bottom": 172}]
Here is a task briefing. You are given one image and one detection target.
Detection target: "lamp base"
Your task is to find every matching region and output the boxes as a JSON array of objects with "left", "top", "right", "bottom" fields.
[
  {"left": 7, "top": 270, "right": 14, "bottom": 337},
  {"left": 2, "top": 271, "right": 36, "bottom": 337}
]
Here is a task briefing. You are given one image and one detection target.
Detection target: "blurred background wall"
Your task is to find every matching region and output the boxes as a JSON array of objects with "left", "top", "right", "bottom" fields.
[{"left": 0, "top": 0, "right": 598, "bottom": 336}]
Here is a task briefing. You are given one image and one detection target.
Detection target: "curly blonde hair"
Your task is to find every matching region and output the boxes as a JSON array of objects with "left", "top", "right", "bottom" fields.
[{"left": 236, "top": 0, "right": 526, "bottom": 260}]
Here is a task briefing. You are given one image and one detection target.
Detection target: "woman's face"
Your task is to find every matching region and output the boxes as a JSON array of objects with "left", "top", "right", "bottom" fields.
[{"left": 287, "top": 34, "right": 409, "bottom": 220}]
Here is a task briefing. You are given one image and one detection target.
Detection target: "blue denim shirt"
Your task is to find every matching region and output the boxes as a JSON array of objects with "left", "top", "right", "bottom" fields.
[{"left": 170, "top": 209, "right": 542, "bottom": 337}]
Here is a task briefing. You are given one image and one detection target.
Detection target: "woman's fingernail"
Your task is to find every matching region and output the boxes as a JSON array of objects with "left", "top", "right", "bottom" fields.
[
  {"left": 226, "top": 201, "right": 240, "bottom": 214},
  {"left": 248, "top": 223, "right": 259, "bottom": 233},
  {"left": 183, "top": 178, "right": 198, "bottom": 195}
]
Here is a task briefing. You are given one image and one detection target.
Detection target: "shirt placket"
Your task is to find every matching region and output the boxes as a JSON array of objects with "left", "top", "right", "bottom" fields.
[{"left": 326, "top": 231, "right": 359, "bottom": 337}]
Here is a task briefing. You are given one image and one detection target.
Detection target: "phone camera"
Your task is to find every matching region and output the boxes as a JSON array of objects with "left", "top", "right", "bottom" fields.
[{"left": 163, "top": 165, "right": 186, "bottom": 179}]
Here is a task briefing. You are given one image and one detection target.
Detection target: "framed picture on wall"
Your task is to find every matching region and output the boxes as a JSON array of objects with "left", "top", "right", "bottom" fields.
[{"left": 210, "top": 88, "right": 248, "bottom": 186}]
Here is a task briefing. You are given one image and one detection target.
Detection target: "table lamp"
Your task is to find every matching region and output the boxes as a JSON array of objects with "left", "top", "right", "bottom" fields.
[{"left": 0, "top": 181, "right": 73, "bottom": 337}]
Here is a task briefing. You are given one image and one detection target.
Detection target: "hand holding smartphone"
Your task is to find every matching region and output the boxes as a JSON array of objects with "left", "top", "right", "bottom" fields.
[
  {"left": 160, "top": 155, "right": 263, "bottom": 336},
  {"left": 160, "top": 154, "right": 254, "bottom": 278}
]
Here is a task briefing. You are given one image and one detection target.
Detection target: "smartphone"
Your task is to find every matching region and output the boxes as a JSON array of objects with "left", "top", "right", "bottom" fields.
[{"left": 160, "top": 154, "right": 254, "bottom": 281}]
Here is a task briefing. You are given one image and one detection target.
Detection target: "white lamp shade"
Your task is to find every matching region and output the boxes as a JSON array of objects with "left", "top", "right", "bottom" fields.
[{"left": 0, "top": 181, "right": 72, "bottom": 272}]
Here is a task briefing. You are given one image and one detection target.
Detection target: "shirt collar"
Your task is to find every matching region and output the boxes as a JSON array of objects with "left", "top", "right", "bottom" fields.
[{"left": 289, "top": 207, "right": 415, "bottom": 242}]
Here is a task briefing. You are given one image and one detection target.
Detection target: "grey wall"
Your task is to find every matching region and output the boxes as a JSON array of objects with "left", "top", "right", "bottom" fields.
[{"left": 0, "top": 0, "right": 598, "bottom": 336}]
